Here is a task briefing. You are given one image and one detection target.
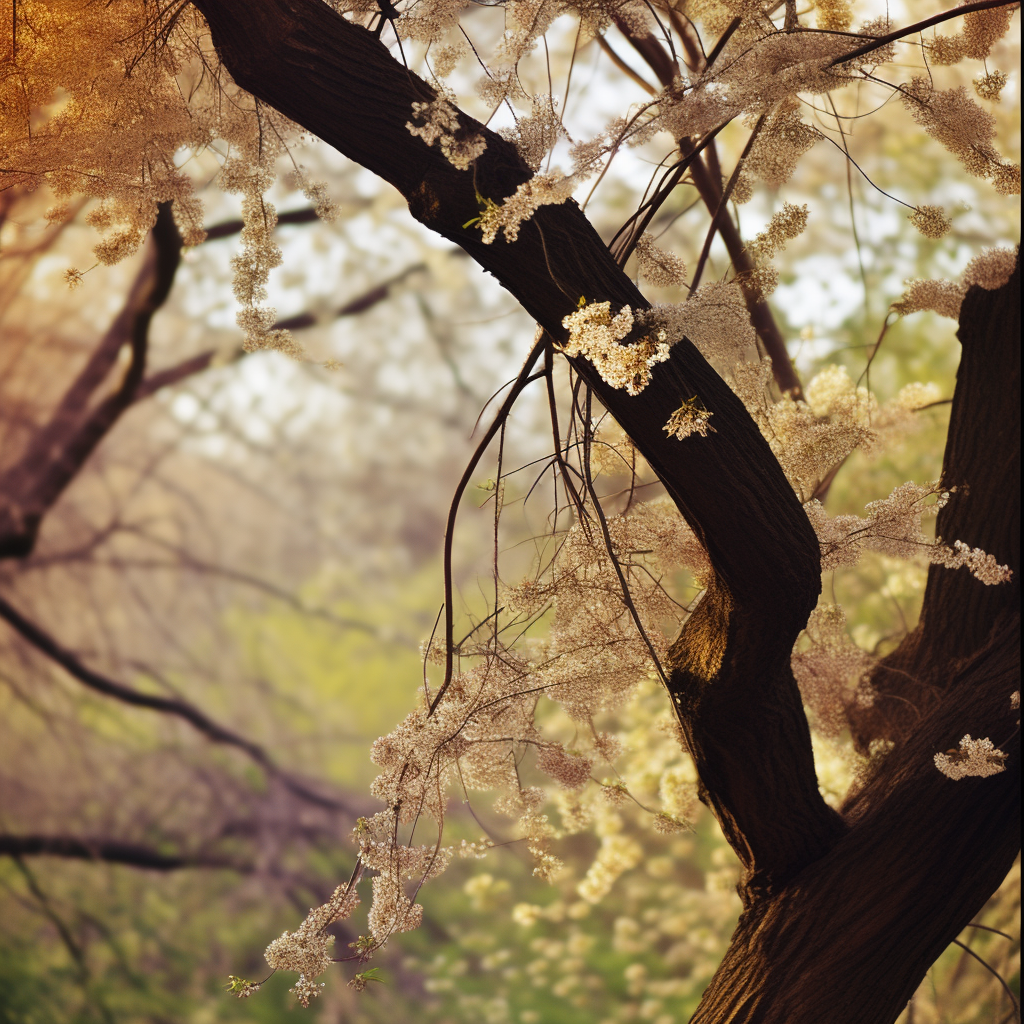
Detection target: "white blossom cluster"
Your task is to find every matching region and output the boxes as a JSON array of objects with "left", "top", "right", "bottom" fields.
[
  {"left": 477, "top": 173, "right": 578, "bottom": 244},
  {"left": 263, "top": 883, "right": 361, "bottom": 1006},
  {"left": 560, "top": 301, "right": 670, "bottom": 396},
  {"left": 406, "top": 95, "right": 487, "bottom": 170},
  {"left": 934, "top": 735, "right": 1008, "bottom": 780},
  {"left": 634, "top": 233, "right": 688, "bottom": 288}
]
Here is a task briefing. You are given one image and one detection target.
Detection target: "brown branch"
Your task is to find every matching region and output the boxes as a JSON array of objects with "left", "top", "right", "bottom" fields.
[
  {"left": 689, "top": 115, "right": 766, "bottom": 292},
  {"left": 136, "top": 262, "right": 432, "bottom": 398},
  {"left": 0, "top": 591, "right": 358, "bottom": 813},
  {"left": 201, "top": 204, "right": 321, "bottom": 241},
  {"left": 429, "top": 341, "right": 546, "bottom": 716},
  {"left": 828, "top": 0, "right": 1021, "bottom": 67},
  {"left": 610, "top": 18, "right": 804, "bottom": 399},
  {"left": 0, "top": 203, "right": 182, "bottom": 559},
  {"left": 848, "top": 254, "right": 1020, "bottom": 750},
  {"left": 0, "top": 834, "right": 251, "bottom": 872},
  {"left": 188, "top": 0, "right": 829, "bottom": 898}
]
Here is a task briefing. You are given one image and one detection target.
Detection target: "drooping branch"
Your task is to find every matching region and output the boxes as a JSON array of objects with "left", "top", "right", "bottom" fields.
[
  {"left": 189, "top": 0, "right": 819, "bottom": 616},
  {"left": 0, "top": 592, "right": 359, "bottom": 814}
]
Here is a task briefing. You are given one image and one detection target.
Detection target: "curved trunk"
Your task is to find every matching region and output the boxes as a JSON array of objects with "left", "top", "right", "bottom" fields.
[{"left": 186, "top": 3, "right": 1021, "bottom": 1018}]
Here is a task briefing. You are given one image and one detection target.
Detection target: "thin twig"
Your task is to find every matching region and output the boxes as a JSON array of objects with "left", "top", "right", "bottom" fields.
[
  {"left": 828, "top": 0, "right": 1020, "bottom": 66},
  {"left": 428, "top": 340, "right": 546, "bottom": 716}
]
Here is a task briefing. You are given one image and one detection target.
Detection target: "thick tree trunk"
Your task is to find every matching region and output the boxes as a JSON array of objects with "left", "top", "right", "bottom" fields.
[{"left": 187, "top": 3, "right": 1021, "bottom": 1019}]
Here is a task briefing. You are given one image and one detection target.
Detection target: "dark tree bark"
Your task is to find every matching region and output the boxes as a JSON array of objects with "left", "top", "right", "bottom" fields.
[{"left": 185, "top": 2, "right": 1021, "bottom": 1019}]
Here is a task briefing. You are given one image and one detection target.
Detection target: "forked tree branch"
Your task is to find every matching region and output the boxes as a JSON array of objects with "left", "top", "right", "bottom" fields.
[
  {"left": 610, "top": 18, "right": 804, "bottom": 398},
  {"left": 0, "top": 203, "right": 181, "bottom": 559},
  {"left": 189, "top": 0, "right": 831, "bottom": 898}
]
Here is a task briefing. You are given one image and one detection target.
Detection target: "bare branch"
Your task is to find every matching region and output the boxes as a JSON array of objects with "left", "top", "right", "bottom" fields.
[
  {"left": 0, "top": 834, "right": 251, "bottom": 872},
  {"left": 0, "top": 203, "right": 182, "bottom": 559},
  {"left": 0, "top": 591, "right": 359, "bottom": 813}
]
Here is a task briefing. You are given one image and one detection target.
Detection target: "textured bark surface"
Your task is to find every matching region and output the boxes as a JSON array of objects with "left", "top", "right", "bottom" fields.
[
  {"left": 186, "top": 3, "right": 1021, "bottom": 1020},
  {"left": 848, "top": 259, "right": 1021, "bottom": 750},
  {"left": 689, "top": 258, "right": 1021, "bottom": 1021}
]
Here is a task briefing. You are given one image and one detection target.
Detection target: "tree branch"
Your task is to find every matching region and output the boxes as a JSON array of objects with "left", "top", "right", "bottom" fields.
[
  {"left": 188, "top": 0, "right": 831, "bottom": 895},
  {"left": 0, "top": 834, "right": 251, "bottom": 872},
  {"left": 828, "top": 0, "right": 1021, "bottom": 67},
  {"left": 693, "top": 611, "right": 1020, "bottom": 1022},
  {"left": 0, "top": 591, "right": 359, "bottom": 814},
  {"left": 135, "top": 261, "right": 432, "bottom": 398},
  {"left": 611, "top": 19, "right": 804, "bottom": 399},
  {"left": 202, "top": 204, "right": 321, "bottom": 241},
  {"left": 849, "top": 254, "right": 1020, "bottom": 750},
  {"left": 0, "top": 203, "right": 182, "bottom": 559}
]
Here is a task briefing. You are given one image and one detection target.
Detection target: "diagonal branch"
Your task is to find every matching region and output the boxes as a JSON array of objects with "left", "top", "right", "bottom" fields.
[
  {"left": 0, "top": 203, "right": 182, "bottom": 559},
  {"left": 0, "top": 591, "right": 359, "bottom": 814},
  {"left": 610, "top": 19, "right": 804, "bottom": 399},
  {"left": 828, "top": 0, "right": 1021, "bottom": 67},
  {"left": 135, "top": 260, "right": 434, "bottom": 398},
  {"left": 189, "top": 0, "right": 832, "bottom": 893}
]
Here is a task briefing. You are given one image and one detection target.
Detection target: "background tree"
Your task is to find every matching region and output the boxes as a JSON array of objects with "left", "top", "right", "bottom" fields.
[{"left": 1, "top": 0, "right": 1019, "bottom": 1021}]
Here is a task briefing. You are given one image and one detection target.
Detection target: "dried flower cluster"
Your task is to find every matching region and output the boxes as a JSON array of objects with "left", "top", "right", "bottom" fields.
[
  {"left": 934, "top": 735, "right": 1009, "bottom": 780},
  {"left": 663, "top": 397, "right": 716, "bottom": 440},
  {"left": 894, "top": 246, "right": 1018, "bottom": 319},
  {"left": 263, "top": 883, "right": 361, "bottom": 1006},
  {"left": 476, "top": 173, "right": 578, "bottom": 244},
  {"left": 909, "top": 205, "right": 953, "bottom": 240},
  {"left": 791, "top": 605, "right": 874, "bottom": 739},
  {"left": 902, "top": 78, "right": 1019, "bottom": 195},
  {"left": 634, "top": 233, "right": 688, "bottom": 288},
  {"left": 745, "top": 202, "right": 809, "bottom": 295}
]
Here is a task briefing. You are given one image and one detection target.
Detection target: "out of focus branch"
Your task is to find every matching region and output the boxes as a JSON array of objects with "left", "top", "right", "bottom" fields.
[
  {"left": 0, "top": 204, "right": 182, "bottom": 559},
  {"left": 0, "top": 834, "right": 251, "bottom": 872},
  {"left": 201, "top": 204, "right": 322, "bottom": 241},
  {"left": 136, "top": 260, "right": 433, "bottom": 397},
  {"left": 0, "top": 592, "right": 359, "bottom": 814}
]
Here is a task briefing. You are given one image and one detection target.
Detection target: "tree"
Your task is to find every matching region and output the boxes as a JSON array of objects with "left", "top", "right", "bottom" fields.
[{"left": 2, "top": 1, "right": 1019, "bottom": 1021}]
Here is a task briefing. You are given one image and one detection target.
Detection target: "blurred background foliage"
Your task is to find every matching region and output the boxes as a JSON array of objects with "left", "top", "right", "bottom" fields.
[{"left": 0, "top": 9, "right": 1019, "bottom": 1023}]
